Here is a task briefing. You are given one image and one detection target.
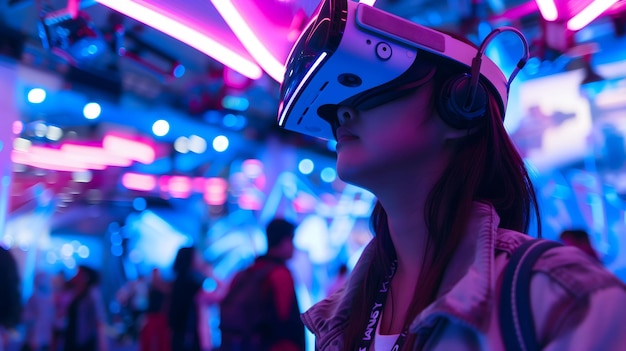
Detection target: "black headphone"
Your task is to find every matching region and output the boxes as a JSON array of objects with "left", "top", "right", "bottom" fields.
[
  {"left": 437, "top": 70, "right": 488, "bottom": 129},
  {"left": 437, "top": 28, "right": 529, "bottom": 130}
]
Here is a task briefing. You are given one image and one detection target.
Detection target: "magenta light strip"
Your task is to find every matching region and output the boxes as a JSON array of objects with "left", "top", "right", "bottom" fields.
[
  {"left": 103, "top": 134, "right": 156, "bottom": 164},
  {"left": 567, "top": 0, "right": 619, "bottom": 31},
  {"left": 211, "top": 0, "right": 285, "bottom": 82},
  {"left": 12, "top": 148, "right": 106, "bottom": 172},
  {"left": 204, "top": 177, "right": 228, "bottom": 205},
  {"left": 535, "top": 0, "right": 558, "bottom": 21},
  {"left": 121, "top": 172, "right": 228, "bottom": 205},
  {"left": 61, "top": 143, "right": 133, "bottom": 167},
  {"left": 20, "top": 146, "right": 108, "bottom": 170},
  {"left": 12, "top": 151, "right": 85, "bottom": 172},
  {"left": 122, "top": 172, "right": 157, "bottom": 191},
  {"left": 95, "top": 0, "right": 263, "bottom": 79},
  {"left": 162, "top": 175, "right": 192, "bottom": 198}
]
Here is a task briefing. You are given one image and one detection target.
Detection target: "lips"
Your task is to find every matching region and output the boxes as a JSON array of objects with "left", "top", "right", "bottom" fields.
[{"left": 335, "top": 126, "right": 359, "bottom": 148}]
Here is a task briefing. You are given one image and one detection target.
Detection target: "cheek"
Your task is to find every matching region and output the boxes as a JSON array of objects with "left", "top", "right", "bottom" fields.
[{"left": 365, "top": 116, "right": 432, "bottom": 154}]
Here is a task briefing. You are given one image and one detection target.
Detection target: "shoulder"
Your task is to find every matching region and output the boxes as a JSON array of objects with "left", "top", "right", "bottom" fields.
[
  {"left": 267, "top": 264, "right": 293, "bottom": 284},
  {"left": 495, "top": 230, "right": 626, "bottom": 346},
  {"left": 533, "top": 244, "right": 625, "bottom": 300},
  {"left": 530, "top": 245, "right": 626, "bottom": 347},
  {"left": 495, "top": 229, "right": 625, "bottom": 297}
]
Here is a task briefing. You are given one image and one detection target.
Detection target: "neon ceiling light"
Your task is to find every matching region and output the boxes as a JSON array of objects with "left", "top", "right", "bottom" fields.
[
  {"left": 535, "top": 0, "right": 558, "bottom": 21},
  {"left": 205, "top": 178, "right": 228, "bottom": 205},
  {"left": 160, "top": 175, "right": 193, "bottom": 198},
  {"left": 12, "top": 148, "right": 107, "bottom": 172},
  {"left": 210, "top": 0, "right": 285, "bottom": 82},
  {"left": 95, "top": 0, "right": 263, "bottom": 79},
  {"left": 536, "top": 0, "right": 619, "bottom": 30},
  {"left": 60, "top": 144, "right": 133, "bottom": 167},
  {"left": 121, "top": 172, "right": 228, "bottom": 204},
  {"left": 122, "top": 173, "right": 157, "bottom": 191},
  {"left": 567, "top": 0, "right": 620, "bottom": 31},
  {"left": 103, "top": 134, "right": 156, "bottom": 164}
]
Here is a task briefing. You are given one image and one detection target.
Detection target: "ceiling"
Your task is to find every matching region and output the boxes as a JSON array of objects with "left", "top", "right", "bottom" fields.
[{"left": 1, "top": 0, "right": 625, "bottom": 224}]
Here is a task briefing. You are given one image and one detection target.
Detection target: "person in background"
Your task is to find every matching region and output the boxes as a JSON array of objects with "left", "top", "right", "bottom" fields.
[
  {"left": 116, "top": 274, "right": 150, "bottom": 342},
  {"left": 559, "top": 229, "right": 601, "bottom": 262},
  {"left": 51, "top": 272, "right": 71, "bottom": 351},
  {"left": 278, "top": 1, "right": 626, "bottom": 349},
  {"left": 168, "top": 247, "right": 225, "bottom": 351},
  {"left": 63, "top": 265, "right": 108, "bottom": 351},
  {"left": 23, "top": 271, "right": 55, "bottom": 351},
  {"left": 0, "top": 247, "right": 22, "bottom": 351},
  {"left": 219, "top": 218, "right": 305, "bottom": 351},
  {"left": 139, "top": 268, "right": 171, "bottom": 351}
]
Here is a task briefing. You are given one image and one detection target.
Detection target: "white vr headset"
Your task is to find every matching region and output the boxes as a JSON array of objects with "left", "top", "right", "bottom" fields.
[{"left": 277, "top": 0, "right": 528, "bottom": 141}]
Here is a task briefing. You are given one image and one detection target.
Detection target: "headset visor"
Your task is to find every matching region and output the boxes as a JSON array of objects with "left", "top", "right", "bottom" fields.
[{"left": 278, "top": 0, "right": 346, "bottom": 127}]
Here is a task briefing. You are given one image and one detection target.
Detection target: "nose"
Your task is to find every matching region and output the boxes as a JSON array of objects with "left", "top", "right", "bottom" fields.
[{"left": 337, "top": 105, "right": 357, "bottom": 125}]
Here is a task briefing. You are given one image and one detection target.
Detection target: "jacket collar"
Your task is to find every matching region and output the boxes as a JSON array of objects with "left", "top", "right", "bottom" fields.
[
  {"left": 409, "top": 202, "right": 498, "bottom": 334},
  {"left": 303, "top": 202, "right": 501, "bottom": 345}
]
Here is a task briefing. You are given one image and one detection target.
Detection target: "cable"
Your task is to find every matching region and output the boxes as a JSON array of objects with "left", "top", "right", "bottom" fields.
[{"left": 464, "top": 26, "right": 530, "bottom": 109}]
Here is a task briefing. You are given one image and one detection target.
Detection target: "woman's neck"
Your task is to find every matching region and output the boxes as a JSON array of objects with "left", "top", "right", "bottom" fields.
[
  {"left": 373, "top": 158, "right": 444, "bottom": 270},
  {"left": 382, "top": 194, "right": 429, "bottom": 273},
  {"left": 374, "top": 179, "right": 433, "bottom": 334},
  {"left": 371, "top": 199, "right": 427, "bottom": 336}
]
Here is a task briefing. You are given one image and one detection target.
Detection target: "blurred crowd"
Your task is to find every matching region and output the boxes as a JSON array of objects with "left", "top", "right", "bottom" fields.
[
  {"left": 0, "top": 218, "right": 323, "bottom": 351},
  {"left": 0, "top": 249, "right": 224, "bottom": 351}
]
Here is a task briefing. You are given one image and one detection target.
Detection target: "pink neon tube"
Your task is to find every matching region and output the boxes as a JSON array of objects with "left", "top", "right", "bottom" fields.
[
  {"left": 211, "top": 0, "right": 285, "bottom": 82},
  {"left": 567, "top": 0, "right": 619, "bottom": 31},
  {"left": 535, "top": 0, "right": 558, "bottom": 21},
  {"left": 95, "top": 0, "right": 263, "bottom": 79}
]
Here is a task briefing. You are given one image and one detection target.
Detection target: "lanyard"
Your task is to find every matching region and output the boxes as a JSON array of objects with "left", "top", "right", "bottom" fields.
[{"left": 356, "top": 259, "right": 409, "bottom": 351}]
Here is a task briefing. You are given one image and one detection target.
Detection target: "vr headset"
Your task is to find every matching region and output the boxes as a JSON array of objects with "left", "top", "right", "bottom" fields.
[{"left": 277, "top": 0, "right": 528, "bottom": 141}]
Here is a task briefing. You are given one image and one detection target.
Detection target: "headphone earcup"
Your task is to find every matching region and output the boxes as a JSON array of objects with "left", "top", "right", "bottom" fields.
[{"left": 437, "top": 74, "right": 488, "bottom": 129}]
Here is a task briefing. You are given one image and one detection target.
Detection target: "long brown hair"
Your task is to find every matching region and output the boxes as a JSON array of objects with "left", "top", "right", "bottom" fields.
[{"left": 341, "top": 69, "right": 541, "bottom": 350}]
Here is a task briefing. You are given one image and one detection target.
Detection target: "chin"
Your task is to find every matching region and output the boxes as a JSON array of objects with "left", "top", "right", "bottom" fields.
[
  {"left": 336, "top": 164, "right": 373, "bottom": 192},
  {"left": 336, "top": 161, "right": 357, "bottom": 184}
]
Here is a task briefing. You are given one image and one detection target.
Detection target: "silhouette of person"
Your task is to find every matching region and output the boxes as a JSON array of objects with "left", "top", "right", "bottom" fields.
[
  {"left": 140, "top": 268, "right": 171, "bottom": 351},
  {"left": 0, "top": 247, "right": 21, "bottom": 351},
  {"left": 23, "top": 272, "right": 55, "bottom": 351},
  {"left": 220, "top": 218, "right": 305, "bottom": 351},
  {"left": 63, "top": 265, "right": 108, "bottom": 351},
  {"left": 168, "top": 247, "right": 224, "bottom": 351}
]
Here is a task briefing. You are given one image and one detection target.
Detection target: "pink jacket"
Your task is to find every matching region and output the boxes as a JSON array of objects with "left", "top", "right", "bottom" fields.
[{"left": 302, "top": 202, "right": 626, "bottom": 350}]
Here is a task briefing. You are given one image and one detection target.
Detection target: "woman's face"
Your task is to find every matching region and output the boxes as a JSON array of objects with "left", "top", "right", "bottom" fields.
[{"left": 334, "top": 84, "right": 455, "bottom": 190}]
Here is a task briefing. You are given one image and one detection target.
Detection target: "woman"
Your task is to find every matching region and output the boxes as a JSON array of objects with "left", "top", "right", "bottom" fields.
[
  {"left": 168, "top": 247, "right": 225, "bottom": 351},
  {"left": 279, "top": 1, "right": 626, "bottom": 350},
  {"left": 23, "top": 272, "right": 55, "bottom": 351},
  {"left": 63, "top": 265, "right": 108, "bottom": 351},
  {"left": 139, "top": 268, "right": 171, "bottom": 351}
]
